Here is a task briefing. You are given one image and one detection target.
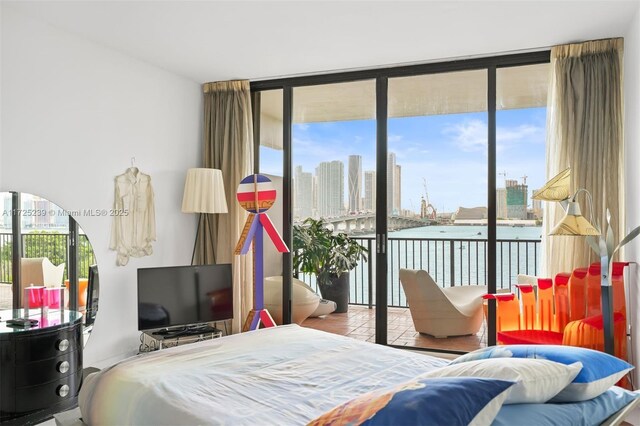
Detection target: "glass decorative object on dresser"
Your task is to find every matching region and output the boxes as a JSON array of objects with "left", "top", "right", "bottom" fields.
[{"left": 0, "top": 191, "right": 99, "bottom": 424}]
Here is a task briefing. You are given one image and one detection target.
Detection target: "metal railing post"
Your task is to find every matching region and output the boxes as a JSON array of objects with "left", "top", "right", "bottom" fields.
[
  {"left": 449, "top": 241, "right": 455, "bottom": 287},
  {"left": 368, "top": 239, "right": 373, "bottom": 309}
]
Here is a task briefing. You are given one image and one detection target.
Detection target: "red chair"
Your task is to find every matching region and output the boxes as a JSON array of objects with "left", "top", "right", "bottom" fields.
[{"left": 490, "top": 262, "right": 629, "bottom": 361}]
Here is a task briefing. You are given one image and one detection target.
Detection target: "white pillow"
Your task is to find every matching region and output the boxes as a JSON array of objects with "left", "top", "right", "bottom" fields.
[{"left": 420, "top": 358, "right": 583, "bottom": 404}]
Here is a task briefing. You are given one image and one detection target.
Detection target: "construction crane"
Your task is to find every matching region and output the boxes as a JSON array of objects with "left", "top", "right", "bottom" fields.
[
  {"left": 521, "top": 174, "right": 528, "bottom": 185},
  {"left": 422, "top": 178, "right": 437, "bottom": 220},
  {"left": 423, "top": 178, "right": 430, "bottom": 206},
  {"left": 498, "top": 171, "right": 507, "bottom": 186}
]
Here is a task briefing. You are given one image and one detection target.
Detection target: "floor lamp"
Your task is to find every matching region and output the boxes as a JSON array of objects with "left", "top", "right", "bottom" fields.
[
  {"left": 182, "top": 168, "right": 228, "bottom": 264},
  {"left": 534, "top": 168, "right": 640, "bottom": 355}
]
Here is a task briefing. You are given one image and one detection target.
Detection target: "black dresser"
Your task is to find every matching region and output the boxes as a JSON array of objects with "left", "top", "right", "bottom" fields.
[{"left": 0, "top": 310, "right": 83, "bottom": 424}]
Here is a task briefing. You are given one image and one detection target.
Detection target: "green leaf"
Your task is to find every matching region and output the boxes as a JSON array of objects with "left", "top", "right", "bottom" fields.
[{"left": 291, "top": 218, "right": 368, "bottom": 286}]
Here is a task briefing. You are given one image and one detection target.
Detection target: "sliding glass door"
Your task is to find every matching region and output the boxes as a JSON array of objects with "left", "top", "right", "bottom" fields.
[
  {"left": 386, "top": 70, "right": 488, "bottom": 351},
  {"left": 292, "top": 80, "right": 378, "bottom": 340},
  {"left": 251, "top": 51, "right": 549, "bottom": 354}
]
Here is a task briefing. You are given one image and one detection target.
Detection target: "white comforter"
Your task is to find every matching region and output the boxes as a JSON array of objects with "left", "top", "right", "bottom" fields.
[{"left": 79, "top": 325, "right": 447, "bottom": 425}]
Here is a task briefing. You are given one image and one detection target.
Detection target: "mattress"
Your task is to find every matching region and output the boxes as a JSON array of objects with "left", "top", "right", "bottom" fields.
[{"left": 79, "top": 325, "right": 448, "bottom": 425}]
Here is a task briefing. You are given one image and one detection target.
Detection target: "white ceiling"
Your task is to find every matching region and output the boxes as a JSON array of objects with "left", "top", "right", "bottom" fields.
[{"left": 4, "top": 1, "right": 639, "bottom": 84}]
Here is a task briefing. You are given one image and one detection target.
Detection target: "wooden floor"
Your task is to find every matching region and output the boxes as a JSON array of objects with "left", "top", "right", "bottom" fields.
[{"left": 302, "top": 305, "right": 487, "bottom": 353}]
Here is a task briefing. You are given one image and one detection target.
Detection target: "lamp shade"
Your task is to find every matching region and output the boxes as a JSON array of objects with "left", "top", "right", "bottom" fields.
[
  {"left": 532, "top": 168, "right": 571, "bottom": 201},
  {"left": 549, "top": 201, "right": 600, "bottom": 236},
  {"left": 181, "top": 168, "right": 228, "bottom": 214}
]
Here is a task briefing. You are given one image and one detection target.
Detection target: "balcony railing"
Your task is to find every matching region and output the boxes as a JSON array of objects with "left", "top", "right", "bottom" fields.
[
  {"left": 298, "top": 236, "right": 541, "bottom": 308},
  {"left": 0, "top": 232, "right": 96, "bottom": 283}
]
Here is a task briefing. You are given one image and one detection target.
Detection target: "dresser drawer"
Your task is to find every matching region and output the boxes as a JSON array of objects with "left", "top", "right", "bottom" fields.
[
  {"left": 13, "top": 369, "right": 82, "bottom": 414},
  {"left": 14, "top": 349, "right": 82, "bottom": 388},
  {"left": 15, "top": 325, "right": 81, "bottom": 362}
]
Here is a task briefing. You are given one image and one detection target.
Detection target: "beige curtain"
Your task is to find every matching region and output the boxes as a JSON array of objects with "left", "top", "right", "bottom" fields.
[
  {"left": 197, "top": 80, "right": 254, "bottom": 334},
  {"left": 542, "top": 38, "right": 624, "bottom": 277}
]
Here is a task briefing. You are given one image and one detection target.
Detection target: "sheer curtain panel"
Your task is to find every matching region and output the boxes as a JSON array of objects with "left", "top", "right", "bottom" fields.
[{"left": 543, "top": 38, "right": 624, "bottom": 276}]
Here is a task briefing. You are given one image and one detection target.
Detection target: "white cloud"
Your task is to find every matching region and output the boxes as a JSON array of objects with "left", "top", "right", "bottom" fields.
[
  {"left": 497, "top": 124, "right": 544, "bottom": 144},
  {"left": 444, "top": 120, "right": 545, "bottom": 153},
  {"left": 389, "top": 134, "right": 404, "bottom": 144},
  {"left": 444, "top": 119, "right": 488, "bottom": 152}
]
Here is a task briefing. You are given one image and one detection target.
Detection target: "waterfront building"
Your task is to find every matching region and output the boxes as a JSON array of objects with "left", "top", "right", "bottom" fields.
[
  {"left": 348, "top": 155, "right": 362, "bottom": 214},
  {"left": 294, "top": 165, "right": 313, "bottom": 219},
  {"left": 387, "top": 153, "right": 396, "bottom": 214},
  {"left": 506, "top": 180, "right": 528, "bottom": 220},
  {"left": 394, "top": 164, "right": 402, "bottom": 215},
  {"left": 364, "top": 170, "right": 376, "bottom": 212},
  {"left": 496, "top": 188, "right": 507, "bottom": 219},
  {"left": 316, "top": 160, "right": 344, "bottom": 217},
  {"left": 532, "top": 190, "right": 543, "bottom": 219}
]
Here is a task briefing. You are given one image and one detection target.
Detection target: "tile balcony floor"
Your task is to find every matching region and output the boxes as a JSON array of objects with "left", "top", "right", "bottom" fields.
[{"left": 302, "top": 305, "right": 487, "bottom": 353}]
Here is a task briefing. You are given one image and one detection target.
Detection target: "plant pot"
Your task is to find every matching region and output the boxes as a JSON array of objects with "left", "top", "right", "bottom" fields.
[{"left": 318, "top": 272, "right": 349, "bottom": 313}]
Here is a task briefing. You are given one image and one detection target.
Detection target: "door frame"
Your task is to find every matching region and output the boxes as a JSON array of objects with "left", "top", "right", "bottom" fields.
[{"left": 250, "top": 49, "right": 550, "bottom": 350}]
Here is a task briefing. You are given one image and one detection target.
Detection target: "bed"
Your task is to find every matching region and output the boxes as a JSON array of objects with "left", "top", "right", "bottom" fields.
[{"left": 79, "top": 325, "right": 639, "bottom": 425}]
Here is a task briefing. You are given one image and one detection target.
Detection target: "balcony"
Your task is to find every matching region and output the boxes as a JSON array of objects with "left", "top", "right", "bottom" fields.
[
  {"left": 0, "top": 232, "right": 96, "bottom": 308},
  {"left": 299, "top": 235, "right": 541, "bottom": 352}
]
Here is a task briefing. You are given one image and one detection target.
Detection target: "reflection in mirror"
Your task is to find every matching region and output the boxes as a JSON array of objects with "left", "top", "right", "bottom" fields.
[
  {"left": 0, "top": 192, "right": 99, "bottom": 343},
  {"left": 0, "top": 191, "right": 99, "bottom": 423}
]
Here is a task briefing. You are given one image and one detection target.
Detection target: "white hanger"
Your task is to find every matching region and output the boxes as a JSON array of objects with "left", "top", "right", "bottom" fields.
[{"left": 129, "top": 157, "right": 139, "bottom": 174}]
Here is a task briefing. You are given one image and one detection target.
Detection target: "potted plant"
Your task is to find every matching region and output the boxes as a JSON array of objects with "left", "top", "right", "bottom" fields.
[{"left": 292, "top": 218, "right": 368, "bottom": 313}]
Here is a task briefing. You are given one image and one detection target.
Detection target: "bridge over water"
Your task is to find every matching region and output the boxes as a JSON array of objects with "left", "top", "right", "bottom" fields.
[{"left": 310, "top": 213, "right": 431, "bottom": 234}]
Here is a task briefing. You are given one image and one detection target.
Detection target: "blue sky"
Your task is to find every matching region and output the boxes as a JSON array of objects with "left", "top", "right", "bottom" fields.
[{"left": 261, "top": 107, "right": 547, "bottom": 214}]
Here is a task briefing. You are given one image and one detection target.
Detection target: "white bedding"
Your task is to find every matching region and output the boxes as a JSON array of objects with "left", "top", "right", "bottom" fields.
[{"left": 79, "top": 325, "right": 448, "bottom": 425}]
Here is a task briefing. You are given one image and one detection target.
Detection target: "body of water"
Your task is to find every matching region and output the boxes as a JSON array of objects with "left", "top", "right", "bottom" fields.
[{"left": 302, "top": 224, "right": 542, "bottom": 308}]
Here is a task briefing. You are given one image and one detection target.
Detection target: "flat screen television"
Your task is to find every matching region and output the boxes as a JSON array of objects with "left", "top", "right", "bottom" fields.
[
  {"left": 85, "top": 264, "right": 99, "bottom": 326},
  {"left": 137, "top": 264, "right": 233, "bottom": 331}
]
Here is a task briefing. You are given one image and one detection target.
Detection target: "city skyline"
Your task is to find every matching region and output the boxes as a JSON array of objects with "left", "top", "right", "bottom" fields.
[
  {"left": 292, "top": 153, "right": 540, "bottom": 221},
  {"left": 294, "top": 153, "right": 404, "bottom": 218},
  {"left": 260, "top": 107, "right": 546, "bottom": 215}
]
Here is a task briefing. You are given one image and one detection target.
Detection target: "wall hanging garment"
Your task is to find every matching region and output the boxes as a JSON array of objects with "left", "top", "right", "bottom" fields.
[{"left": 109, "top": 167, "right": 156, "bottom": 266}]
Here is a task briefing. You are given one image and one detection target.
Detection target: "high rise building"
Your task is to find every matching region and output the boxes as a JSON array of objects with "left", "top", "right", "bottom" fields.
[
  {"left": 316, "top": 160, "right": 344, "bottom": 217},
  {"left": 387, "top": 153, "right": 396, "bottom": 214},
  {"left": 312, "top": 175, "right": 318, "bottom": 217},
  {"left": 532, "top": 190, "right": 543, "bottom": 219},
  {"left": 34, "top": 198, "right": 55, "bottom": 228},
  {"left": 394, "top": 164, "right": 402, "bottom": 214},
  {"left": 364, "top": 171, "right": 376, "bottom": 212},
  {"left": 294, "top": 165, "right": 313, "bottom": 219},
  {"left": 386, "top": 153, "right": 403, "bottom": 215},
  {"left": 496, "top": 188, "right": 507, "bottom": 219},
  {"left": 506, "top": 180, "right": 528, "bottom": 219},
  {"left": 348, "top": 155, "right": 362, "bottom": 214},
  {"left": 21, "top": 198, "right": 34, "bottom": 228}
]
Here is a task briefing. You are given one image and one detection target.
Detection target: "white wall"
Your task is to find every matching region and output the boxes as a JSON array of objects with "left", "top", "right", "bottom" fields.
[
  {"left": 1, "top": 7, "right": 203, "bottom": 367},
  {"left": 0, "top": 2, "right": 3, "bottom": 191},
  {"left": 624, "top": 7, "right": 640, "bottom": 385}
]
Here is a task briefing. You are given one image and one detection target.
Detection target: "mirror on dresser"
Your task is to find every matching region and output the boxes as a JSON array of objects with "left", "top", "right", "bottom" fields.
[{"left": 0, "top": 191, "right": 99, "bottom": 424}]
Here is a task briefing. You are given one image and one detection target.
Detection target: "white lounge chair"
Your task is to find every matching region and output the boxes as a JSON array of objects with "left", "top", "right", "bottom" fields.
[
  {"left": 399, "top": 268, "right": 487, "bottom": 338},
  {"left": 21, "top": 257, "right": 65, "bottom": 291}
]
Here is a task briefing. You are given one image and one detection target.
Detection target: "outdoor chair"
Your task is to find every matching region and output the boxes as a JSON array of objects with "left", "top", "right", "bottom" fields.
[
  {"left": 399, "top": 268, "right": 488, "bottom": 338},
  {"left": 20, "top": 257, "right": 65, "bottom": 294}
]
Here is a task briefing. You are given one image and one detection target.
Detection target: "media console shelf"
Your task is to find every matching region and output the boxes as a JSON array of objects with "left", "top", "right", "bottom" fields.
[{"left": 139, "top": 327, "right": 222, "bottom": 352}]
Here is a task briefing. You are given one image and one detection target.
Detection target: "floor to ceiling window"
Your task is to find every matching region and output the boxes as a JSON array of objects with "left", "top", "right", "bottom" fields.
[
  {"left": 386, "top": 69, "right": 488, "bottom": 351},
  {"left": 251, "top": 51, "right": 550, "bottom": 353}
]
